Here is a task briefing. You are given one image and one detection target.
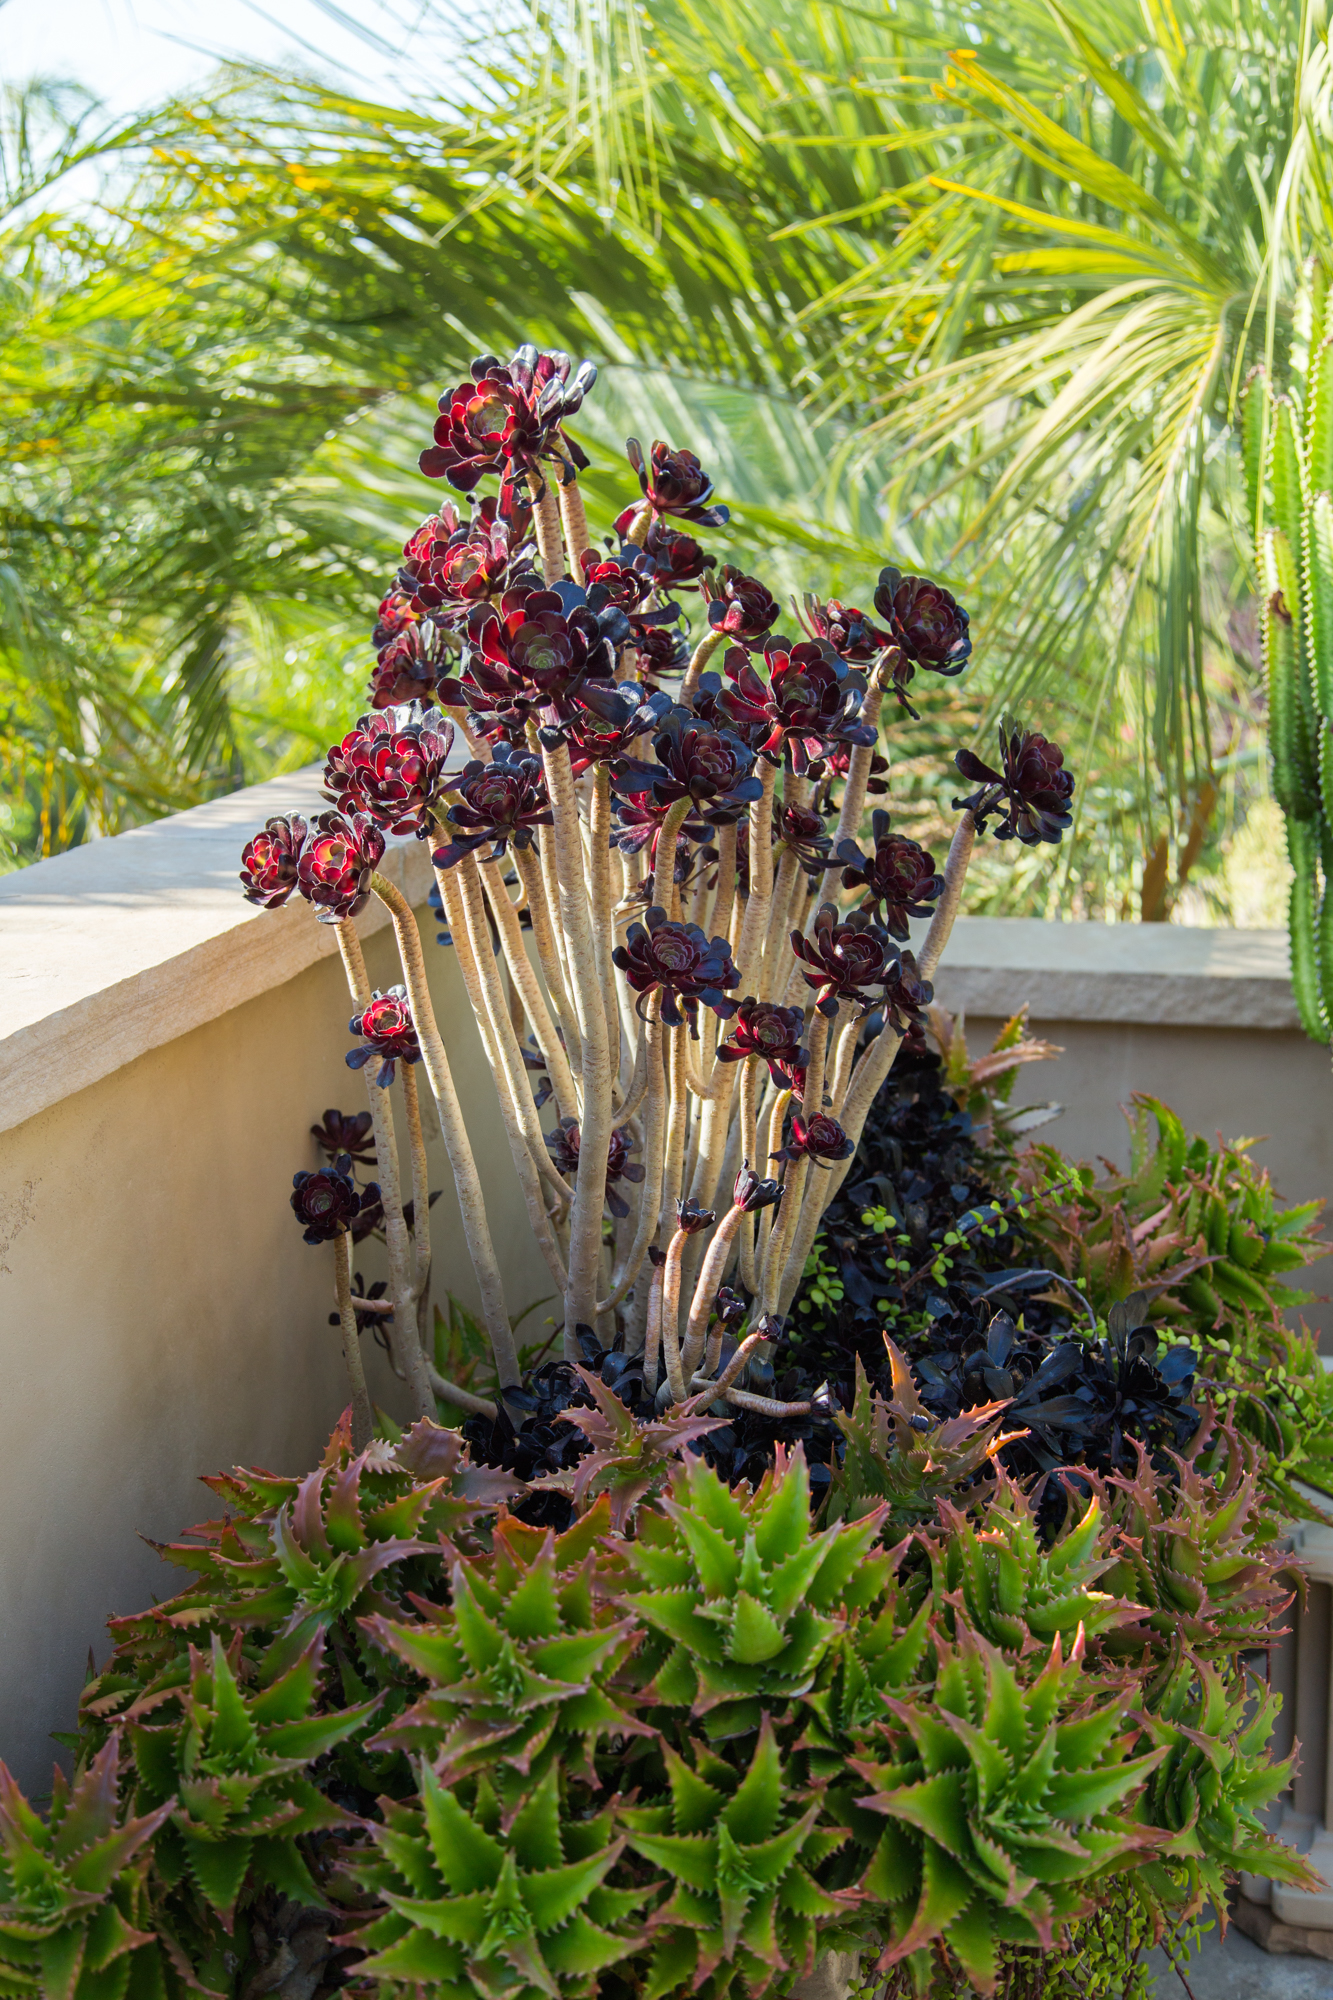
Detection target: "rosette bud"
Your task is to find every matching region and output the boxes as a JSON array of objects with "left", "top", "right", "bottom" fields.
[
  {"left": 642, "top": 519, "right": 713, "bottom": 588},
  {"left": 347, "top": 985, "right": 422, "bottom": 1088},
  {"left": 240, "top": 814, "right": 307, "bottom": 908},
  {"left": 773, "top": 1111, "right": 855, "bottom": 1168},
  {"left": 704, "top": 565, "right": 780, "bottom": 648},
  {"left": 873, "top": 566, "right": 971, "bottom": 674},
  {"left": 614, "top": 438, "right": 729, "bottom": 533},
  {"left": 954, "top": 719, "right": 1075, "bottom": 844},
  {"left": 837, "top": 810, "right": 944, "bottom": 938},
  {"left": 880, "top": 950, "right": 934, "bottom": 1037},
  {"left": 732, "top": 1163, "right": 784, "bottom": 1213},
  {"left": 310, "top": 1108, "right": 375, "bottom": 1165},
  {"left": 290, "top": 1156, "right": 379, "bottom": 1244},
  {"left": 798, "top": 595, "right": 890, "bottom": 666},
  {"left": 675, "top": 1196, "right": 717, "bottom": 1235}
]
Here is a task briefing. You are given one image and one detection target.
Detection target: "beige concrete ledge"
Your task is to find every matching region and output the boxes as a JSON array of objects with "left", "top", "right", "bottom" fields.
[{"left": 0, "top": 766, "right": 445, "bottom": 1136}]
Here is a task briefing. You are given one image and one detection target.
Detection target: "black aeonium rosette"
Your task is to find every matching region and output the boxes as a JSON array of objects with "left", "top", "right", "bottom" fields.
[
  {"left": 798, "top": 595, "right": 891, "bottom": 667},
  {"left": 837, "top": 810, "right": 944, "bottom": 938},
  {"left": 615, "top": 438, "right": 729, "bottom": 533},
  {"left": 439, "top": 580, "right": 617, "bottom": 735},
  {"left": 294, "top": 812, "right": 386, "bottom": 924},
  {"left": 716, "top": 998, "right": 809, "bottom": 1088},
  {"left": 310, "top": 1108, "right": 375, "bottom": 1165},
  {"left": 346, "top": 985, "right": 422, "bottom": 1088},
  {"left": 420, "top": 347, "right": 596, "bottom": 511},
  {"left": 543, "top": 1119, "right": 646, "bottom": 1219},
  {"left": 789, "top": 904, "right": 902, "bottom": 1018},
  {"left": 773, "top": 1111, "right": 855, "bottom": 1169},
  {"left": 641, "top": 519, "right": 713, "bottom": 589},
  {"left": 873, "top": 565, "right": 971, "bottom": 675},
  {"left": 367, "top": 617, "right": 451, "bottom": 712},
  {"left": 611, "top": 707, "right": 762, "bottom": 828},
  {"left": 240, "top": 814, "right": 307, "bottom": 908},
  {"left": 954, "top": 717, "right": 1075, "bottom": 844},
  {"left": 322, "top": 702, "right": 456, "bottom": 839},
  {"left": 705, "top": 637, "right": 875, "bottom": 775},
  {"left": 290, "top": 1154, "right": 380, "bottom": 1245},
  {"left": 399, "top": 496, "right": 535, "bottom": 616},
  {"left": 704, "top": 565, "right": 780, "bottom": 649},
  {"left": 432, "top": 744, "right": 553, "bottom": 868},
  {"left": 612, "top": 906, "right": 739, "bottom": 1033}
]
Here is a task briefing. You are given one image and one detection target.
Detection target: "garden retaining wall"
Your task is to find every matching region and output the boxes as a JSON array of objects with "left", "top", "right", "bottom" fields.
[{"left": 2, "top": 770, "right": 1332, "bottom": 1850}]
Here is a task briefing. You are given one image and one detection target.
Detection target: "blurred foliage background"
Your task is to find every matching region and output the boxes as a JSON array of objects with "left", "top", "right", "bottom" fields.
[{"left": 4, "top": 0, "right": 1332, "bottom": 921}]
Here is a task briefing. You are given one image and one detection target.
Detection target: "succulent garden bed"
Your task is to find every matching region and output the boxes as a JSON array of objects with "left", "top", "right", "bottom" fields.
[{"left": 5, "top": 345, "right": 1333, "bottom": 2000}]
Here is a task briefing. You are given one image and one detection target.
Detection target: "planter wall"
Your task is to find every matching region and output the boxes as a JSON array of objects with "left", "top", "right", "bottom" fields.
[{"left": 1, "top": 768, "right": 1330, "bottom": 1816}]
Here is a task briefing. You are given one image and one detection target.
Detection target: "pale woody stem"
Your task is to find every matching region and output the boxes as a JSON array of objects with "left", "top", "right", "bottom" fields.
[
  {"left": 333, "top": 1230, "right": 374, "bottom": 1450},
  {"left": 478, "top": 854, "right": 578, "bottom": 1121},
  {"left": 400, "top": 1058, "right": 432, "bottom": 1346},
  {"left": 680, "top": 627, "right": 724, "bottom": 703},
  {"left": 558, "top": 474, "right": 594, "bottom": 578},
  {"left": 366, "top": 875, "right": 520, "bottom": 1390},
  {"left": 833, "top": 665, "right": 889, "bottom": 848},
  {"left": 737, "top": 1057, "right": 760, "bottom": 1293},
  {"left": 334, "top": 919, "right": 434, "bottom": 1420},
  {"left": 532, "top": 480, "right": 567, "bottom": 584}
]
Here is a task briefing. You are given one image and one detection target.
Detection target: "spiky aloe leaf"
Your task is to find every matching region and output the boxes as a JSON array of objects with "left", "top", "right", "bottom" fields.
[
  {"left": 826, "top": 1344, "right": 1018, "bottom": 1533},
  {"left": 0, "top": 1739, "right": 171, "bottom": 2000},
  {"left": 342, "top": 1762, "right": 647, "bottom": 1999}
]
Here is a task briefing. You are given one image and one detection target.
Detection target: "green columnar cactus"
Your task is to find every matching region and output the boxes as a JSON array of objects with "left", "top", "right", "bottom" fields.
[{"left": 1244, "top": 263, "right": 1333, "bottom": 1041}]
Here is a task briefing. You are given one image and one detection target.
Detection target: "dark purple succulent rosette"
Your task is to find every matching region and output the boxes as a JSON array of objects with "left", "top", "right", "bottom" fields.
[
  {"left": 291, "top": 1154, "right": 380, "bottom": 1245},
  {"left": 419, "top": 345, "right": 596, "bottom": 512},
  {"left": 295, "top": 811, "right": 386, "bottom": 924},
  {"left": 564, "top": 683, "right": 669, "bottom": 780},
  {"left": 240, "top": 813, "right": 307, "bottom": 908},
  {"left": 543, "top": 1117, "right": 646, "bottom": 1219},
  {"left": 323, "top": 702, "right": 456, "bottom": 838},
  {"left": 789, "top": 903, "right": 900, "bottom": 1018},
  {"left": 372, "top": 589, "right": 421, "bottom": 651},
  {"left": 611, "top": 905, "right": 740, "bottom": 1033},
  {"left": 816, "top": 741, "right": 890, "bottom": 812},
  {"left": 399, "top": 496, "right": 535, "bottom": 616},
  {"left": 879, "top": 949, "right": 934, "bottom": 1037},
  {"left": 772, "top": 1111, "right": 854, "bottom": 1169},
  {"left": 310, "top": 1107, "right": 375, "bottom": 1165},
  {"left": 367, "top": 616, "right": 452, "bottom": 713},
  {"left": 953, "top": 718, "right": 1075, "bottom": 844},
  {"left": 432, "top": 744, "right": 553, "bottom": 868},
  {"left": 438, "top": 579, "right": 619, "bottom": 736},
  {"left": 716, "top": 997, "right": 810, "bottom": 1087},
  {"left": 704, "top": 565, "right": 780, "bottom": 649},
  {"left": 703, "top": 636, "right": 875, "bottom": 776},
  {"left": 609, "top": 790, "right": 705, "bottom": 861},
  {"left": 731, "top": 1163, "right": 784, "bottom": 1213},
  {"left": 612, "top": 707, "right": 762, "bottom": 828},
  {"left": 798, "top": 594, "right": 891, "bottom": 667},
  {"left": 578, "top": 549, "right": 657, "bottom": 616},
  {"left": 777, "top": 801, "right": 837, "bottom": 877},
  {"left": 631, "top": 622, "right": 692, "bottom": 687},
  {"left": 837, "top": 810, "right": 944, "bottom": 939},
  {"left": 347, "top": 984, "right": 422, "bottom": 1088},
  {"left": 873, "top": 566, "right": 971, "bottom": 676},
  {"left": 614, "top": 437, "right": 730, "bottom": 534},
  {"left": 640, "top": 519, "right": 714, "bottom": 589}
]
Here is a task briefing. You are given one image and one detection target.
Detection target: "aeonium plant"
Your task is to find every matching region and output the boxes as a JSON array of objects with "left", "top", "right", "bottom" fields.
[{"left": 239, "top": 339, "right": 1076, "bottom": 1452}]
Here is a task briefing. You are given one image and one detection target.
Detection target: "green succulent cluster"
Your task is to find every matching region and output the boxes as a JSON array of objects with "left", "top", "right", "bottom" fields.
[
  {"left": 620, "top": 1718, "right": 861, "bottom": 2000},
  {"left": 1096, "top": 1422, "right": 1294, "bottom": 1665},
  {"left": 622, "top": 1446, "right": 893, "bottom": 1743},
  {"left": 1133, "top": 1657, "right": 1320, "bottom": 1920},
  {"left": 346, "top": 1763, "right": 648, "bottom": 2000},
  {"left": 825, "top": 1347, "right": 1016, "bottom": 1535},
  {"left": 854, "top": 1632, "right": 1163, "bottom": 1994},
  {"left": 0, "top": 1739, "right": 171, "bottom": 2000}
]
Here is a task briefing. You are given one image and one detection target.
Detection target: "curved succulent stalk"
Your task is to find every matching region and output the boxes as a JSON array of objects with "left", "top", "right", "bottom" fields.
[
  {"left": 478, "top": 852, "right": 578, "bottom": 1118},
  {"left": 513, "top": 843, "right": 580, "bottom": 1074},
  {"left": 681, "top": 1202, "right": 748, "bottom": 1377},
  {"left": 680, "top": 626, "right": 725, "bottom": 701},
  {"left": 597, "top": 999, "right": 666, "bottom": 1315},
  {"left": 918, "top": 809, "right": 976, "bottom": 981},
  {"left": 833, "top": 659, "right": 890, "bottom": 847},
  {"left": 532, "top": 479, "right": 566, "bottom": 583},
  {"left": 556, "top": 471, "right": 593, "bottom": 575},
  {"left": 335, "top": 919, "right": 434, "bottom": 1419},
  {"left": 399, "top": 1057, "right": 433, "bottom": 1344},
  {"left": 333, "top": 1229, "right": 375, "bottom": 1449}
]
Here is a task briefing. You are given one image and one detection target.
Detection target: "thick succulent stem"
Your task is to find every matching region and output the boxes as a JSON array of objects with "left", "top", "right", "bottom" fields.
[
  {"left": 709, "top": 819, "right": 738, "bottom": 944},
  {"left": 653, "top": 795, "right": 694, "bottom": 921},
  {"left": 642, "top": 1253, "right": 665, "bottom": 1394},
  {"left": 334, "top": 919, "right": 435, "bottom": 1420},
  {"left": 425, "top": 1363, "right": 497, "bottom": 1420},
  {"left": 658, "top": 1022, "right": 689, "bottom": 1241},
  {"left": 513, "top": 844, "right": 580, "bottom": 1080},
  {"left": 557, "top": 473, "right": 593, "bottom": 577},
  {"left": 733, "top": 760, "right": 779, "bottom": 998},
  {"left": 681, "top": 1203, "right": 745, "bottom": 1377},
  {"left": 833, "top": 665, "right": 889, "bottom": 847},
  {"left": 367, "top": 875, "right": 520, "bottom": 1391},
  {"left": 590, "top": 766, "right": 622, "bottom": 1094},
  {"left": 761, "top": 1012, "right": 829, "bottom": 1311},
  {"left": 692, "top": 1328, "right": 762, "bottom": 1400},
  {"left": 479, "top": 853, "right": 578, "bottom": 1120},
  {"left": 680, "top": 627, "right": 725, "bottom": 702},
  {"left": 625, "top": 501, "right": 652, "bottom": 547},
  {"left": 532, "top": 479, "right": 567, "bottom": 583},
  {"left": 660, "top": 1224, "right": 692, "bottom": 1403},
  {"left": 333, "top": 1230, "right": 374, "bottom": 1451},
  {"left": 737, "top": 1061, "right": 760, "bottom": 1293},
  {"left": 918, "top": 811, "right": 976, "bottom": 982},
  {"left": 400, "top": 1058, "right": 433, "bottom": 1347},
  {"left": 597, "top": 1000, "right": 666, "bottom": 1314},
  {"left": 541, "top": 734, "right": 614, "bottom": 1343}
]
